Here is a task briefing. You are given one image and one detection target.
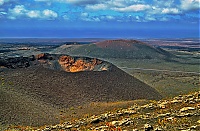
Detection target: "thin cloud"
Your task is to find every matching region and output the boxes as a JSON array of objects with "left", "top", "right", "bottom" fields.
[
  {"left": 180, "top": 0, "right": 199, "bottom": 11},
  {"left": 26, "top": 10, "right": 40, "bottom": 18},
  {"left": 106, "top": 15, "right": 115, "bottom": 20},
  {"left": 43, "top": 9, "right": 58, "bottom": 18},
  {"left": 85, "top": 4, "right": 107, "bottom": 10},
  {"left": 112, "top": 4, "right": 151, "bottom": 12},
  {"left": 0, "top": 0, "right": 9, "bottom": 6},
  {"left": 8, "top": 5, "right": 58, "bottom": 20},
  {"left": 0, "top": 0, "right": 4, "bottom": 5},
  {"left": 161, "top": 8, "right": 181, "bottom": 14}
]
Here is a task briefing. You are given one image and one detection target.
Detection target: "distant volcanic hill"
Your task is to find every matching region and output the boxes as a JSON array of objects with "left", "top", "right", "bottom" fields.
[
  {"left": 0, "top": 53, "right": 162, "bottom": 126},
  {"left": 52, "top": 39, "right": 174, "bottom": 59}
]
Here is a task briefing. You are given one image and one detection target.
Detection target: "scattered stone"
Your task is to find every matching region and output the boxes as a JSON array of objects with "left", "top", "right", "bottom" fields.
[
  {"left": 157, "top": 113, "right": 170, "bottom": 117},
  {"left": 144, "top": 124, "right": 153, "bottom": 131},
  {"left": 110, "top": 118, "right": 133, "bottom": 126},
  {"left": 166, "top": 117, "right": 175, "bottom": 121},
  {"left": 189, "top": 101, "right": 195, "bottom": 104},
  {"left": 159, "top": 104, "right": 166, "bottom": 109},
  {"left": 122, "top": 110, "right": 137, "bottom": 115},
  {"left": 65, "top": 125, "right": 73, "bottom": 129},
  {"left": 95, "top": 126, "right": 108, "bottom": 130},
  {"left": 180, "top": 107, "right": 195, "bottom": 112},
  {"left": 171, "top": 99, "right": 181, "bottom": 103},
  {"left": 190, "top": 125, "right": 197, "bottom": 129},
  {"left": 177, "top": 113, "right": 194, "bottom": 117},
  {"left": 154, "top": 127, "right": 162, "bottom": 131},
  {"left": 90, "top": 117, "right": 104, "bottom": 124}
]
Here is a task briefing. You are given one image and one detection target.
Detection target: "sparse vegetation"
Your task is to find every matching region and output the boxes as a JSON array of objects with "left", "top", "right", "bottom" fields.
[{"left": 131, "top": 70, "right": 199, "bottom": 98}]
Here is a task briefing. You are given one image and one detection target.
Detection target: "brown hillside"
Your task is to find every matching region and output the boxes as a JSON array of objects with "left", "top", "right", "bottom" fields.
[
  {"left": 0, "top": 54, "right": 162, "bottom": 127},
  {"left": 3, "top": 64, "right": 162, "bottom": 108},
  {"left": 52, "top": 39, "right": 174, "bottom": 59}
]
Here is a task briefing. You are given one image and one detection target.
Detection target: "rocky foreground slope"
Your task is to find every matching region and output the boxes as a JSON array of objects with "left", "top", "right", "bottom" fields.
[{"left": 6, "top": 91, "right": 200, "bottom": 131}]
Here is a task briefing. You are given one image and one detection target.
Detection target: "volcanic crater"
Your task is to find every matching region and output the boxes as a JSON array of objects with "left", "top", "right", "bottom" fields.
[{"left": 0, "top": 53, "right": 162, "bottom": 126}]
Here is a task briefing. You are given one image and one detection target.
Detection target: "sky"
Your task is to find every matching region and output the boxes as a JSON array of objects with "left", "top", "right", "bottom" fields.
[{"left": 0, "top": 0, "right": 199, "bottom": 38}]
